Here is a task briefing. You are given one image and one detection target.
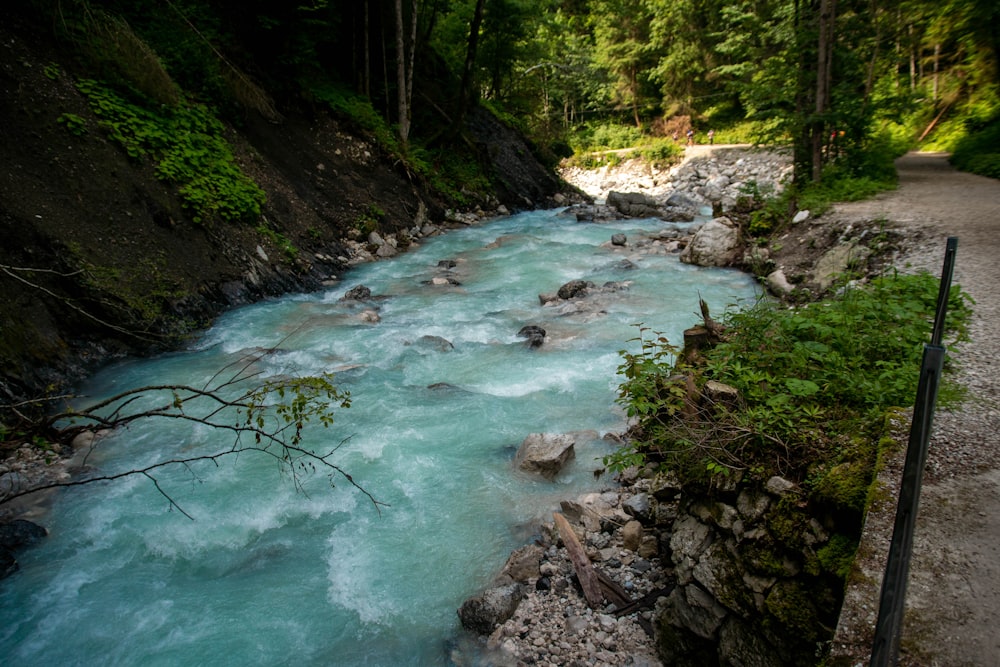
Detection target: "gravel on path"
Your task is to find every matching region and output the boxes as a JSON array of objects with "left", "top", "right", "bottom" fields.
[{"left": 830, "top": 152, "right": 1000, "bottom": 667}]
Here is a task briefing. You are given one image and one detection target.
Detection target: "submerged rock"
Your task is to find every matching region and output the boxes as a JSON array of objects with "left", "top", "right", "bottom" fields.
[
  {"left": 516, "top": 325, "right": 546, "bottom": 348},
  {"left": 0, "top": 519, "right": 47, "bottom": 581},
  {"left": 342, "top": 284, "right": 372, "bottom": 301}
]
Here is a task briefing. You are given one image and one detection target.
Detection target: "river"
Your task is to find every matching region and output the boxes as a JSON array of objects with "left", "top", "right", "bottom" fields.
[{"left": 0, "top": 208, "right": 758, "bottom": 665}]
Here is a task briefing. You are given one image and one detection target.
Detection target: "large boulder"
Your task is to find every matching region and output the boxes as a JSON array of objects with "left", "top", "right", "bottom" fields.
[
  {"left": 0, "top": 519, "right": 47, "bottom": 581},
  {"left": 458, "top": 583, "right": 526, "bottom": 635},
  {"left": 341, "top": 284, "right": 372, "bottom": 301},
  {"left": 679, "top": 216, "right": 741, "bottom": 267},
  {"left": 0, "top": 519, "right": 47, "bottom": 550},
  {"left": 517, "top": 325, "right": 546, "bottom": 348},
  {"left": 514, "top": 433, "right": 576, "bottom": 479},
  {"left": 607, "top": 191, "right": 661, "bottom": 218},
  {"left": 813, "top": 241, "right": 872, "bottom": 290},
  {"left": 498, "top": 544, "right": 544, "bottom": 583}
]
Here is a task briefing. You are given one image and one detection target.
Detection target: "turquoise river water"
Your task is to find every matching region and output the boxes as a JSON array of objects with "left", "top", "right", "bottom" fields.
[{"left": 0, "top": 209, "right": 759, "bottom": 665}]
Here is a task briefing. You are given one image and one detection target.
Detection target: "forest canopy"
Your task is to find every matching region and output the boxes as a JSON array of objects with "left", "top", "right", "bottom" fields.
[{"left": 23, "top": 0, "right": 1000, "bottom": 183}]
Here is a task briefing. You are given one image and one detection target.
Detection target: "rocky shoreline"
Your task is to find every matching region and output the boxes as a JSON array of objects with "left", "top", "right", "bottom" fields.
[
  {"left": 451, "top": 147, "right": 938, "bottom": 666},
  {"left": 457, "top": 473, "right": 673, "bottom": 667},
  {"left": 450, "top": 148, "right": 796, "bottom": 666}
]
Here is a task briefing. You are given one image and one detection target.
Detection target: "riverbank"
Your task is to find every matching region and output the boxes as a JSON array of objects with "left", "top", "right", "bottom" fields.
[{"left": 472, "top": 151, "right": 1000, "bottom": 666}]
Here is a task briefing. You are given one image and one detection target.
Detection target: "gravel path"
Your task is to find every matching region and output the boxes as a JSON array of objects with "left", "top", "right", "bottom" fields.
[{"left": 829, "top": 152, "right": 1000, "bottom": 666}]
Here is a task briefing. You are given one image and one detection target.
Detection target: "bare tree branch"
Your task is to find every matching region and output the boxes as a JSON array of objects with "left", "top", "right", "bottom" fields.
[
  {"left": 0, "top": 263, "right": 163, "bottom": 342},
  {"left": 1, "top": 345, "right": 384, "bottom": 517}
]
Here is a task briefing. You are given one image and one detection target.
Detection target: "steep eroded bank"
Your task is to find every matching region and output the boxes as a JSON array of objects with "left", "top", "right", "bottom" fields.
[{"left": 0, "top": 13, "right": 568, "bottom": 402}]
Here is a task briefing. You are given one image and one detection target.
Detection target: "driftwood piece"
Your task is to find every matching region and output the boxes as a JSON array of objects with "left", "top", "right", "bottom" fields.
[
  {"left": 596, "top": 568, "right": 632, "bottom": 609},
  {"left": 699, "top": 297, "right": 726, "bottom": 340},
  {"left": 612, "top": 584, "right": 676, "bottom": 618},
  {"left": 553, "top": 512, "right": 604, "bottom": 608}
]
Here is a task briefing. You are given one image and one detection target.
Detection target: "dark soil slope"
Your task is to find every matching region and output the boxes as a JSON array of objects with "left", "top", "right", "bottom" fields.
[{"left": 0, "top": 14, "right": 565, "bottom": 400}]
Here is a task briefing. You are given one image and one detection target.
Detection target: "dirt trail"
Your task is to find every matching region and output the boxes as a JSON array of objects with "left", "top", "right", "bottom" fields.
[{"left": 830, "top": 153, "right": 1000, "bottom": 666}]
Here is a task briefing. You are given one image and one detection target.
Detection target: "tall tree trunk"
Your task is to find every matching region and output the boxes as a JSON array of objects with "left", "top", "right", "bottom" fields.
[
  {"left": 406, "top": 0, "right": 417, "bottom": 121},
  {"left": 452, "top": 0, "right": 487, "bottom": 136},
  {"left": 932, "top": 43, "right": 940, "bottom": 101},
  {"left": 363, "top": 0, "right": 370, "bottom": 98},
  {"left": 811, "top": 0, "right": 836, "bottom": 182},
  {"left": 864, "top": 0, "right": 882, "bottom": 103},
  {"left": 394, "top": 0, "right": 419, "bottom": 144},
  {"left": 631, "top": 67, "right": 641, "bottom": 128},
  {"left": 792, "top": 0, "right": 815, "bottom": 185},
  {"left": 395, "top": 0, "right": 409, "bottom": 143}
]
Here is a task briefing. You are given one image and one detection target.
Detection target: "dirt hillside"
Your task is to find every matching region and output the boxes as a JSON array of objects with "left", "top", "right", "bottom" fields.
[{"left": 0, "top": 13, "right": 564, "bottom": 402}]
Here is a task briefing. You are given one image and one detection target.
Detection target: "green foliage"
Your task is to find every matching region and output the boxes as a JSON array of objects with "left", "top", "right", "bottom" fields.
[
  {"left": 794, "top": 169, "right": 897, "bottom": 215},
  {"left": 815, "top": 534, "right": 859, "bottom": 579},
  {"left": 560, "top": 125, "right": 682, "bottom": 171},
  {"left": 353, "top": 204, "right": 385, "bottom": 236},
  {"left": 607, "top": 272, "right": 973, "bottom": 488},
  {"left": 700, "top": 120, "right": 765, "bottom": 145},
  {"left": 950, "top": 119, "right": 1000, "bottom": 179},
  {"left": 306, "top": 80, "right": 400, "bottom": 153},
  {"left": 745, "top": 154, "right": 898, "bottom": 238},
  {"left": 406, "top": 144, "right": 493, "bottom": 207},
  {"left": 712, "top": 273, "right": 970, "bottom": 412},
  {"left": 242, "top": 373, "right": 351, "bottom": 448},
  {"left": 72, "top": 249, "right": 190, "bottom": 329},
  {"left": 76, "top": 79, "right": 264, "bottom": 223},
  {"left": 1, "top": 357, "right": 367, "bottom": 511},
  {"left": 568, "top": 122, "right": 644, "bottom": 152},
  {"left": 57, "top": 113, "right": 88, "bottom": 136},
  {"left": 256, "top": 222, "right": 299, "bottom": 261},
  {"left": 628, "top": 138, "right": 683, "bottom": 167}
]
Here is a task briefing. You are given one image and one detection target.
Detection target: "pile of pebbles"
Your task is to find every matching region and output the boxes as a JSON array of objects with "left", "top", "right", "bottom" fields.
[{"left": 457, "top": 477, "right": 674, "bottom": 666}]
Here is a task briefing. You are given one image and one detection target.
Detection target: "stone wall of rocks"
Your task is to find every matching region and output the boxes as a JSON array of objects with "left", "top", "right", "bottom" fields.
[
  {"left": 654, "top": 475, "right": 844, "bottom": 666},
  {"left": 457, "top": 467, "right": 847, "bottom": 667}
]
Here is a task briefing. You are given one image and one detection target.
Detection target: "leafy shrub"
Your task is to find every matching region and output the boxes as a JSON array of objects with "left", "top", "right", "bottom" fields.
[
  {"left": 606, "top": 272, "right": 972, "bottom": 486},
  {"left": 950, "top": 119, "right": 1000, "bottom": 179},
  {"left": 57, "top": 113, "right": 88, "bottom": 136},
  {"left": 77, "top": 79, "right": 265, "bottom": 223},
  {"left": 568, "top": 122, "right": 643, "bottom": 152},
  {"left": 306, "top": 80, "right": 400, "bottom": 153},
  {"left": 963, "top": 154, "right": 1000, "bottom": 178},
  {"left": 706, "top": 120, "right": 769, "bottom": 144},
  {"left": 629, "top": 138, "right": 683, "bottom": 167}
]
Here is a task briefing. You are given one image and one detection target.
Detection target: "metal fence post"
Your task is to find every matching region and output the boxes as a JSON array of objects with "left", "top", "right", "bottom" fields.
[{"left": 869, "top": 237, "right": 957, "bottom": 667}]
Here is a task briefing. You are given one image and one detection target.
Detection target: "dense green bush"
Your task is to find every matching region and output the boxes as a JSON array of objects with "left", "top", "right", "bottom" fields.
[
  {"left": 607, "top": 271, "right": 972, "bottom": 488},
  {"left": 568, "top": 122, "right": 644, "bottom": 152},
  {"left": 950, "top": 119, "right": 1000, "bottom": 179},
  {"left": 629, "top": 138, "right": 683, "bottom": 167}
]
